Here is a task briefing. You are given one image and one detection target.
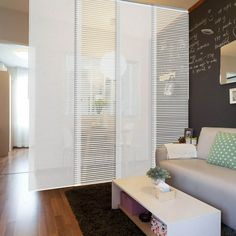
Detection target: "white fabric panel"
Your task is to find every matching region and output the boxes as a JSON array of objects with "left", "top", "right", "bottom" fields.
[
  {"left": 154, "top": 7, "right": 189, "bottom": 148},
  {"left": 74, "top": 0, "right": 116, "bottom": 184},
  {"left": 29, "top": 0, "right": 74, "bottom": 190},
  {"left": 116, "top": 1, "right": 152, "bottom": 178}
]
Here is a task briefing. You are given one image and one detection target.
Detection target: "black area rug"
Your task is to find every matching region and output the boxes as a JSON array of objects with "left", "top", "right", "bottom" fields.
[
  {"left": 65, "top": 183, "right": 236, "bottom": 236},
  {"left": 65, "top": 183, "right": 144, "bottom": 236}
]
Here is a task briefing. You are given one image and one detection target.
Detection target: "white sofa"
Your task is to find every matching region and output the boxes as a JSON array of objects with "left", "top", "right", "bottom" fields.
[{"left": 156, "top": 127, "right": 236, "bottom": 230}]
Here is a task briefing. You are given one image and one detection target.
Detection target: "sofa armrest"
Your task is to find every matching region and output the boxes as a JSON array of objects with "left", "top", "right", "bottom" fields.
[{"left": 155, "top": 146, "right": 168, "bottom": 165}]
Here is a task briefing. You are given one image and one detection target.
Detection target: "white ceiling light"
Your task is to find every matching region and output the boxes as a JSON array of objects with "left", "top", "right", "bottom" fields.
[{"left": 100, "top": 52, "right": 127, "bottom": 80}]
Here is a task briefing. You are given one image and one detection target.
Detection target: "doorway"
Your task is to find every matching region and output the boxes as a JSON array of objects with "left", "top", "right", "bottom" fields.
[{"left": 0, "top": 43, "right": 29, "bottom": 174}]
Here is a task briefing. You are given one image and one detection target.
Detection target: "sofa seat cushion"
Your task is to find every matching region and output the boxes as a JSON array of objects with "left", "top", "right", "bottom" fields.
[
  {"left": 160, "top": 159, "right": 236, "bottom": 188},
  {"left": 159, "top": 159, "right": 236, "bottom": 229}
]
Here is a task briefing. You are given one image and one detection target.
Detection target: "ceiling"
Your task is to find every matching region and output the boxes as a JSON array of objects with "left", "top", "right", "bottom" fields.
[
  {"left": 0, "top": 43, "right": 28, "bottom": 68},
  {"left": 0, "top": 0, "right": 199, "bottom": 12},
  {"left": 0, "top": 0, "right": 28, "bottom": 13}
]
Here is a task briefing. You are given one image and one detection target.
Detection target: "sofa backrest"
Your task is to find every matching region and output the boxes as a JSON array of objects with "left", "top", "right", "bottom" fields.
[{"left": 197, "top": 127, "right": 236, "bottom": 159}]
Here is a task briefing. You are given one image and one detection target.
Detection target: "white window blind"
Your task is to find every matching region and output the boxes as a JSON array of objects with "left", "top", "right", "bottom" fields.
[
  {"left": 153, "top": 7, "right": 189, "bottom": 149},
  {"left": 74, "top": 0, "right": 116, "bottom": 184}
]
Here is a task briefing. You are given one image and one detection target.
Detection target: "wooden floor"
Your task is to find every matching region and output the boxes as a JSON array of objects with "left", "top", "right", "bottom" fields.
[
  {"left": 0, "top": 149, "right": 83, "bottom": 236},
  {"left": 0, "top": 149, "right": 28, "bottom": 174}
]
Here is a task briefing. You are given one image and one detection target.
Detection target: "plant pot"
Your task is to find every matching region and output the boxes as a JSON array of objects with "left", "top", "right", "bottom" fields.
[{"left": 153, "top": 179, "right": 165, "bottom": 185}]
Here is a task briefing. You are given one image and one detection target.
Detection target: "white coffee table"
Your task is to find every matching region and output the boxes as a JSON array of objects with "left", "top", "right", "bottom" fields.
[{"left": 112, "top": 176, "right": 221, "bottom": 236}]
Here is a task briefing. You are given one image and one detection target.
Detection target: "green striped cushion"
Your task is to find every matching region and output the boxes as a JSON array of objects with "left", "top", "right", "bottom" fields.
[{"left": 207, "top": 131, "right": 236, "bottom": 169}]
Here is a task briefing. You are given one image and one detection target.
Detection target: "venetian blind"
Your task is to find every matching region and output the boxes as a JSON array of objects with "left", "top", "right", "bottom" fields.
[
  {"left": 153, "top": 7, "right": 189, "bottom": 148},
  {"left": 74, "top": 0, "right": 116, "bottom": 184}
]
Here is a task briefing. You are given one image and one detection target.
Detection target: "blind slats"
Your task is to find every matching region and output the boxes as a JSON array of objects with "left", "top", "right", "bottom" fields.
[
  {"left": 75, "top": 1, "right": 189, "bottom": 184},
  {"left": 75, "top": 0, "right": 116, "bottom": 184},
  {"left": 153, "top": 8, "right": 189, "bottom": 149}
]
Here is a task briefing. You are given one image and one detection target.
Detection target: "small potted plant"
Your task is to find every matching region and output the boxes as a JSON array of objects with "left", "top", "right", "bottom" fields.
[
  {"left": 94, "top": 99, "right": 107, "bottom": 114},
  {"left": 146, "top": 166, "right": 171, "bottom": 185}
]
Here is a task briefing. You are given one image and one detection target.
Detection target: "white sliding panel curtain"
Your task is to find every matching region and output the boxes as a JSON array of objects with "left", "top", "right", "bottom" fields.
[
  {"left": 153, "top": 7, "right": 189, "bottom": 148},
  {"left": 29, "top": 0, "right": 75, "bottom": 190},
  {"left": 29, "top": 0, "right": 189, "bottom": 190},
  {"left": 116, "top": 2, "right": 152, "bottom": 178},
  {"left": 74, "top": 0, "right": 116, "bottom": 184},
  {"left": 9, "top": 67, "right": 29, "bottom": 148}
]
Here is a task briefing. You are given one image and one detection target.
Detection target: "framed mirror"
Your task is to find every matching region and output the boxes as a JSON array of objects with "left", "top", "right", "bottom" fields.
[{"left": 220, "top": 40, "right": 236, "bottom": 85}]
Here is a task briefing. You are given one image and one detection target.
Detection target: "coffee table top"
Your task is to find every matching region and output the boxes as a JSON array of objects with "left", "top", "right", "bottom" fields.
[{"left": 113, "top": 175, "right": 220, "bottom": 225}]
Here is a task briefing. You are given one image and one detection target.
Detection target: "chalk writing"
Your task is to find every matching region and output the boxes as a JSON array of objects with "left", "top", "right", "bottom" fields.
[
  {"left": 215, "top": 37, "right": 230, "bottom": 49},
  {"left": 190, "top": 1, "right": 236, "bottom": 74},
  {"left": 190, "top": 18, "right": 207, "bottom": 33},
  {"left": 222, "top": 20, "right": 232, "bottom": 30},
  {"left": 197, "top": 43, "right": 210, "bottom": 51}
]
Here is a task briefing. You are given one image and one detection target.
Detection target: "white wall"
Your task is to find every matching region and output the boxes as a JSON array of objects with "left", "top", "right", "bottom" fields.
[{"left": 0, "top": 7, "right": 28, "bottom": 45}]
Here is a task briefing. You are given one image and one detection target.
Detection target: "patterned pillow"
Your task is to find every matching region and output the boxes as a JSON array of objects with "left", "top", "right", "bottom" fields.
[{"left": 207, "top": 131, "right": 236, "bottom": 169}]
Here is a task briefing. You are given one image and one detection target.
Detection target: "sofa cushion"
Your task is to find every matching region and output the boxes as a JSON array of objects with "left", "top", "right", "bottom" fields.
[
  {"left": 207, "top": 132, "right": 236, "bottom": 169},
  {"left": 159, "top": 159, "right": 236, "bottom": 229},
  {"left": 197, "top": 127, "right": 236, "bottom": 159}
]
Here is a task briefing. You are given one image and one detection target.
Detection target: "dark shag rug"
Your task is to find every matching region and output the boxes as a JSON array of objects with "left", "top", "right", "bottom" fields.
[{"left": 65, "top": 183, "right": 236, "bottom": 236}]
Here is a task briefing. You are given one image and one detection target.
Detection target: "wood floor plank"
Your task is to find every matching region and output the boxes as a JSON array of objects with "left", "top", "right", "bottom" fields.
[
  {"left": 0, "top": 149, "right": 83, "bottom": 236},
  {"left": 0, "top": 149, "right": 28, "bottom": 175}
]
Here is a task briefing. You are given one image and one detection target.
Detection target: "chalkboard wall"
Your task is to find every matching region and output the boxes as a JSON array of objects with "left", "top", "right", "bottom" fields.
[{"left": 189, "top": 0, "right": 236, "bottom": 137}]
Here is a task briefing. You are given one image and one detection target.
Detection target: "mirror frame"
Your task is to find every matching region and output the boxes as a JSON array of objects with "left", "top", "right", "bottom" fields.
[{"left": 220, "top": 40, "right": 236, "bottom": 85}]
